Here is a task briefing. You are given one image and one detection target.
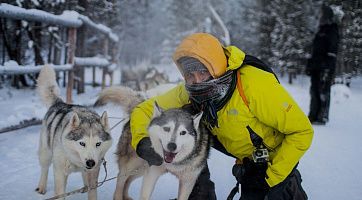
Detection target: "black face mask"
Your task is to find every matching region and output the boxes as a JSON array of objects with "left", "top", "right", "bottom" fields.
[{"left": 185, "top": 70, "right": 237, "bottom": 128}]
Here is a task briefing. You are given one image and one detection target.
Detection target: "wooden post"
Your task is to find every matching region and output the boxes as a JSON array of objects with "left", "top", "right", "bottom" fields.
[
  {"left": 110, "top": 43, "right": 118, "bottom": 85},
  {"left": 101, "top": 38, "right": 109, "bottom": 89},
  {"left": 62, "top": 28, "right": 67, "bottom": 88},
  {"left": 66, "top": 28, "right": 77, "bottom": 103},
  {"left": 92, "top": 66, "right": 96, "bottom": 87},
  {"left": 54, "top": 37, "right": 61, "bottom": 85}
]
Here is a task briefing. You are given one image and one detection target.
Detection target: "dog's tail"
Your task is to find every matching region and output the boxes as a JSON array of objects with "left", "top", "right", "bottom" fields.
[
  {"left": 94, "top": 86, "right": 144, "bottom": 113},
  {"left": 37, "top": 65, "right": 62, "bottom": 108}
]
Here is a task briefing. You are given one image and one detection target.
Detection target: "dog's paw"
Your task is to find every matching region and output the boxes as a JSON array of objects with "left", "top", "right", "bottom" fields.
[{"left": 35, "top": 187, "right": 46, "bottom": 194}]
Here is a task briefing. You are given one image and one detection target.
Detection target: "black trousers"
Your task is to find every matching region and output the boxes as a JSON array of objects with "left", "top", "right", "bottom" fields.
[
  {"left": 265, "top": 169, "right": 308, "bottom": 200},
  {"left": 188, "top": 138, "right": 307, "bottom": 200},
  {"left": 188, "top": 143, "right": 307, "bottom": 200},
  {"left": 238, "top": 168, "right": 307, "bottom": 200},
  {"left": 308, "top": 69, "right": 334, "bottom": 122}
]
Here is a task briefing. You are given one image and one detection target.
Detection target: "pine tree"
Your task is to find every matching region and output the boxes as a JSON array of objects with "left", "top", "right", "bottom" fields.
[
  {"left": 336, "top": 1, "right": 362, "bottom": 75},
  {"left": 268, "top": 0, "right": 319, "bottom": 73}
]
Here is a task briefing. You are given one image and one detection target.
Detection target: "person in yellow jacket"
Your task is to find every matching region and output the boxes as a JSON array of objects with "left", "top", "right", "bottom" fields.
[{"left": 131, "top": 32, "right": 314, "bottom": 200}]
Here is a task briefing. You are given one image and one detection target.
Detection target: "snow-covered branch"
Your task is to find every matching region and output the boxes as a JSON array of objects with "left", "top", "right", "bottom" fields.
[
  {"left": 78, "top": 15, "right": 119, "bottom": 42},
  {"left": 0, "top": 64, "right": 73, "bottom": 75},
  {"left": 0, "top": 3, "right": 82, "bottom": 28},
  {"left": 207, "top": 3, "right": 230, "bottom": 46}
]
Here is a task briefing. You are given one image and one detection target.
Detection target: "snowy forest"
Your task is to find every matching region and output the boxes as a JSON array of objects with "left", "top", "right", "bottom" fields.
[
  {"left": 1, "top": 0, "right": 361, "bottom": 89},
  {"left": 1, "top": 1, "right": 362, "bottom": 200}
]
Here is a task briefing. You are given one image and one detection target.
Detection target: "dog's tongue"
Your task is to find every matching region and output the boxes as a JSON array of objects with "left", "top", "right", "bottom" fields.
[{"left": 163, "top": 151, "right": 177, "bottom": 163}]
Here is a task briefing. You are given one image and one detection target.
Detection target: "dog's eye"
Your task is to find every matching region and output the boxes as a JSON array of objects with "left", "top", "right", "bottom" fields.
[
  {"left": 96, "top": 142, "right": 101, "bottom": 147},
  {"left": 79, "top": 142, "right": 86, "bottom": 147},
  {"left": 180, "top": 131, "right": 186, "bottom": 135},
  {"left": 163, "top": 127, "right": 170, "bottom": 132}
]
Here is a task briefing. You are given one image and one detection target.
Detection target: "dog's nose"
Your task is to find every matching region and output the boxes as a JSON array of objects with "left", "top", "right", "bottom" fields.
[
  {"left": 86, "top": 159, "right": 96, "bottom": 168},
  {"left": 167, "top": 142, "right": 177, "bottom": 152}
]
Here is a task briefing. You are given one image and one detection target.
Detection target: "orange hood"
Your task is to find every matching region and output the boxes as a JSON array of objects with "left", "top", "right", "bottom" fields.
[{"left": 173, "top": 33, "right": 227, "bottom": 78}]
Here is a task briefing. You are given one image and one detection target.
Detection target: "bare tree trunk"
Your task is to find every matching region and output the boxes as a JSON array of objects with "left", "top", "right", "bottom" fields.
[
  {"left": 76, "top": 0, "right": 88, "bottom": 93},
  {"left": 2, "top": 20, "right": 28, "bottom": 88},
  {"left": 33, "top": 22, "right": 44, "bottom": 65},
  {"left": 26, "top": 22, "right": 43, "bottom": 85},
  {"left": 48, "top": 31, "right": 54, "bottom": 64},
  {"left": 75, "top": 26, "right": 86, "bottom": 94},
  {"left": 1, "top": 19, "right": 15, "bottom": 61},
  {"left": 0, "top": 20, "right": 5, "bottom": 65},
  {"left": 14, "top": 20, "right": 27, "bottom": 88}
]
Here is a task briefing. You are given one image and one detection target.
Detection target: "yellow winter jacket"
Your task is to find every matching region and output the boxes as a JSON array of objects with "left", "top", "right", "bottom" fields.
[{"left": 130, "top": 46, "right": 314, "bottom": 187}]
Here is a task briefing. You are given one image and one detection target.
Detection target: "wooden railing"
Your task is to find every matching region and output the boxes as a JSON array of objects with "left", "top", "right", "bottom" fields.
[{"left": 0, "top": 3, "right": 119, "bottom": 103}]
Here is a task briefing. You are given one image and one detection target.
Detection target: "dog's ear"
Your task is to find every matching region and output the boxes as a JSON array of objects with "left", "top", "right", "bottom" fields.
[
  {"left": 100, "top": 111, "right": 109, "bottom": 131},
  {"left": 70, "top": 112, "right": 80, "bottom": 129},
  {"left": 192, "top": 112, "right": 203, "bottom": 129},
  {"left": 152, "top": 101, "right": 163, "bottom": 118}
]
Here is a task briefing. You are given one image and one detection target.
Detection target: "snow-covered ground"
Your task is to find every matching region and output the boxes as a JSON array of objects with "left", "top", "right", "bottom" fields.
[{"left": 1, "top": 67, "right": 362, "bottom": 200}]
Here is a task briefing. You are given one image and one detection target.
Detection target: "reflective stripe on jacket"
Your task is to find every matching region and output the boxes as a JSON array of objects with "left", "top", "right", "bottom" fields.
[{"left": 130, "top": 46, "right": 313, "bottom": 187}]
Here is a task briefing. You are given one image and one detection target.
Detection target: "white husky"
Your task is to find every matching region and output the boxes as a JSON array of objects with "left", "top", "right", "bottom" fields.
[
  {"left": 35, "top": 66, "right": 112, "bottom": 200},
  {"left": 95, "top": 86, "right": 211, "bottom": 200}
]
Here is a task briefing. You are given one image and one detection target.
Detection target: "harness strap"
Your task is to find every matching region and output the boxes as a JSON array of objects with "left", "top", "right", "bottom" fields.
[
  {"left": 236, "top": 71, "right": 249, "bottom": 109},
  {"left": 246, "top": 125, "right": 263, "bottom": 147},
  {"left": 235, "top": 54, "right": 279, "bottom": 110},
  {"left": 227, "top": 183, "right": 241, "bottom": 200}
]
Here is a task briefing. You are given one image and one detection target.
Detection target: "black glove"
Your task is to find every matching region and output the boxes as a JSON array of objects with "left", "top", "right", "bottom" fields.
[
  {"left": 136, "top": 137, "right": 163, "bottom": 166},
  {"left": 232, "top": 157, "right": 270, "bottom": 193}
]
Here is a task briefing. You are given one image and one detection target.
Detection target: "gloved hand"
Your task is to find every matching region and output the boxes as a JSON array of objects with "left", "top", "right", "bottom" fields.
[
  {"left": 136, "top": 137, "right": 163, "bottom": 166},
  {"left": 232, "top": 157, "right": 269, "bottom": 193}
]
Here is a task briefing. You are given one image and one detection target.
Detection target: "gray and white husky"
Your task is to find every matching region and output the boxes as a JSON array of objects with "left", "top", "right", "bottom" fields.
[
  {"left": 95, "top": 86, "right": 211, "bottom": 200},
  {"left": 35, "top": 66, "right": 112, "bottom": 200}
]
